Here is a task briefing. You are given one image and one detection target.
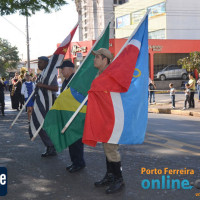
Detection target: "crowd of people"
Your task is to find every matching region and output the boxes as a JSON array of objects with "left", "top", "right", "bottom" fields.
[
  {"left": 148, "top": 72, "right": 200, "bottom": 109},
  {"left": 0, "top": 71, "right": 37, "bottom": 117}
]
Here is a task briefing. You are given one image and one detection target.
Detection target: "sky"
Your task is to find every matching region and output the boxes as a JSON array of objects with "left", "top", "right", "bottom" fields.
[{"left": 0, "top": 0, "right": 78, "bottom": 61}]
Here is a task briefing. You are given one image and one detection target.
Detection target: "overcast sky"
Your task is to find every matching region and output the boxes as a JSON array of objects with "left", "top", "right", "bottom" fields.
[{"left": 0, "top": 0, "right": 78, "bottom": 61}]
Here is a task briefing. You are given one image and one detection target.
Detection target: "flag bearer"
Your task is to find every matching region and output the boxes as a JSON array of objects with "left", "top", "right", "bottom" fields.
[
  {"left": 56, "top": 60, "right": 86, "bottom": 173},
  {"left": 33, "top": 56, "right": 58, "bottom": 157},
  {"left": 92, "top": 48, "right": 124, "bottom": 194}
]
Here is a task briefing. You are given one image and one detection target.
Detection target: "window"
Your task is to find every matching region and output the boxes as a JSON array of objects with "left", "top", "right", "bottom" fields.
[
  {"left": 116, "top": 14, "right": 130, "bottom": 29},
  {"left": 149, "top": 29, "right": 165, "bottom": 39},
  {"left": 148, "top": 2, "right": 166, "bottom": 18},
  {"left": 113, "top": 0, "right": 126, "bottom": 5}
]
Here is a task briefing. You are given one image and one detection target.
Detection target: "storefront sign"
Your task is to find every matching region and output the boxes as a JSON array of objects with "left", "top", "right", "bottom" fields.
[
  {"left": 71, "top": 45, "right": 87, "bottom": 55},
  {"left": 149, "top": 45, "right": 163, "bottom": 51}
]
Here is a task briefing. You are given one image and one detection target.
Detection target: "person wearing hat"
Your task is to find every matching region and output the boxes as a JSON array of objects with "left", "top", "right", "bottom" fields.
[
  {"left": 56, "top": 60, "right": 86, "bottom": 173},
  {"left": 91, "top": 48, "right": 124, "bottom": 194},
  {"left": 34, "top": 56, "right": 58, "bottom": 157}
]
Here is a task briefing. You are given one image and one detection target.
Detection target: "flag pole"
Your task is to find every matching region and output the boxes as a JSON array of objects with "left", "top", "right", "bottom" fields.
[
  {"left": 10, "top": 90, "right": 35, "bottom": 129},
  {"left": 60, "top": 20, "right": 111, "bottom": 133},
  {"left": 61, "top": 95, "right": 88, "bottom": 134},
  {"left": 63, "top": 21, "right": 111, "bottom": 92},
  {"left": 112, "top": 11, "right": 149, "bottom": 62},
  {"left": 31, "top": 121, "right": 44, "bottom": 141},
  {"left": 60, "top": 12, "right": 149, "bottom": 134},
  {"left": 11, "top": 20, "right": 80, "bottom": 129}
]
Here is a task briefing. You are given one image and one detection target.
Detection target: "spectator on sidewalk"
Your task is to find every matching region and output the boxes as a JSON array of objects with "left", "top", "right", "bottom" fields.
[
  {"left": 197, "top": 72, "right": 200, "bottom": 102},
  {"left": 149, "top": 80, "right": 156, "bottom": 104},
  {"left": 183, "top": 83, "right": 190, "bottom": 110},
  {"left": 169, "top": 83, "right": 175, "bottom": 109},
  {"left": 188, "top": 73, "right": 196, "bottom": 108}
]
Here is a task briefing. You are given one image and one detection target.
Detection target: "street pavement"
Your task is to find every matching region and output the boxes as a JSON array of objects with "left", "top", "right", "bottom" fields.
[{"left": 0, "top": 92, "right": 200, "bottom": 200}]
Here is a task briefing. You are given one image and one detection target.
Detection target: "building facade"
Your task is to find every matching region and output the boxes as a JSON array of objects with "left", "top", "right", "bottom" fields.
[
  {"left": 74, "top": 0, "right": 128, "bottom": 41},
  {"left": 115, "top": 0, "right": 200, "bottom": 40},
  {"left": 61, "top": 39, "right": 200, "bottom": 80}
]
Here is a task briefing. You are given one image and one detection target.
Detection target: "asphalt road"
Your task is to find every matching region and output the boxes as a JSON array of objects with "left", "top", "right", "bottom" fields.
[
  {"left": 0, "top": 94, "right": 200, "bottom": 200},
  {"left": 147, "top": 113, "right": 200, "bottom": 151}
]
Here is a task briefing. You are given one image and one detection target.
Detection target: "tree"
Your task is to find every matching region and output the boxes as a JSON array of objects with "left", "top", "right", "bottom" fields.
[
  {"left": 0, "top": 0, "right": 68, "bottom": 16},
  {"left": 177, "top": 51, "right": 200, "bottom": 73},
  {"left": 0, "top": 38, "right": 20, "bottom": 77}
]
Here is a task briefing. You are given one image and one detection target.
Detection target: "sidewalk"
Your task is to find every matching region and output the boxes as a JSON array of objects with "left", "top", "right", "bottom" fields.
[{"left": 148, "top": 93, "right": 200, "bottom": 117}]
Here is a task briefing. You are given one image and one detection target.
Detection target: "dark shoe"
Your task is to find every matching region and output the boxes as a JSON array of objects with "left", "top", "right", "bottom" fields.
[
  {"left": 66, "top": 164, "right": 73, "bottom": 171},
  {"left": 94, "top": 173, "right": 114, "bottom": 187},
  {"left": 105, "top": 178, "right": 125, "bottom": 194},
  {"left": 41, "top": 146, "right": 57, "bottom": 157},
  {"left": 68, "top": 165, "right": 85, "bottom": 173}
]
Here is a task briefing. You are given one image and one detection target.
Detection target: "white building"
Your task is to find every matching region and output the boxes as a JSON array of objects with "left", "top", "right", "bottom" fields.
[
  {"left": 115, "top": 0, "right": 200, "bottom": 39},
  {"left": 75, "top": 0, "right": 128, "bottom": 41}
]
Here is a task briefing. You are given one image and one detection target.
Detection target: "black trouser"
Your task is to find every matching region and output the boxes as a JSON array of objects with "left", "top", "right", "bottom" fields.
[
  {"left": 69, "top": 138, "right": 85, "bottom": 167},
  {"left": 189, "top": 91, "right": 195, "bottom": 108},
  {"left": 0, "top": 94, "right": 5, "bottom": 115},
  {"left": 184, "top": 95, "right": 190, "bottom": 108},
  {"left": 38, "top": 128, "right": 54, "bottom": 147}
]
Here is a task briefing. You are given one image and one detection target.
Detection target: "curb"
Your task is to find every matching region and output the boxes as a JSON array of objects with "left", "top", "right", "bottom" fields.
[{"left": 148, "top": 108, "right": 200, "bottom": 117}]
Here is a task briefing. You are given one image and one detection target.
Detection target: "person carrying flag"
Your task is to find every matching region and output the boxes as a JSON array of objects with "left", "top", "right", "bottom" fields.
[
  {"left": 56, "top": 60, "right": 86, "bottom": 173},
  {"left": 91, "top": 48, "right": 124, "bottom": 194},
  {"left": 33, "top": 56, "right": 58, "bottom": 157}
]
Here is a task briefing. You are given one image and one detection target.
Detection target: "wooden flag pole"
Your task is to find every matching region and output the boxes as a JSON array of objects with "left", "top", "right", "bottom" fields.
[
  {"left": 30, "top": 21, "right": 80, "bottom": 141},
  {"left": 61, "top": 95, "right": 88, "bottom": 134},
  {"left": 10, "top": 90, "right": 35, "bottom": 129},
  {"left": 31, "top": 120, "right": 44, "bottom": 141},
  {"left": 62, "top": 22, "right": 111, "bottom": 92},
  {"left": 60, "top": 21, "right": 112, "bottom": 134}
]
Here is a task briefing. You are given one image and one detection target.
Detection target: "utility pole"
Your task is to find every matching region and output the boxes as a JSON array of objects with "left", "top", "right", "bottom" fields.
[{"left": 26, "top": 16, "right": 30, "bottom": 71}]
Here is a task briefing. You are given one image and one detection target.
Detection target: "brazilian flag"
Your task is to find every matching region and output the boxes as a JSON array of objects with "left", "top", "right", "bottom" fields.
[{"left": 43, "top": 23, "right": 110, "bottom": 152}]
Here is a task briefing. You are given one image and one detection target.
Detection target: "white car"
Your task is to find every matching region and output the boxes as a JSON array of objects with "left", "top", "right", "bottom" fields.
[{"left": 156, "top": 65, "right": 188, "bottom": 81}]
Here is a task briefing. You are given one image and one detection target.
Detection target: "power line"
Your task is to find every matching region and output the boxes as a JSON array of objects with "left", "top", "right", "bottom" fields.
[{"left": 1, "top": 16, "right": 26, "bottom": 37}]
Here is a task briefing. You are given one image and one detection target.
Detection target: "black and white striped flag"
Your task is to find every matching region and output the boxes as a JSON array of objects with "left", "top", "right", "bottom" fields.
[{"left": 29, "top": 23, "right": 79, "bottom": 139}]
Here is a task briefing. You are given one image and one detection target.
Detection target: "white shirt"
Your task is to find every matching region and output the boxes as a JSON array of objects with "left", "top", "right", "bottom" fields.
[{"left": 21, "top": 81, "right": 35, "bottom": 98}]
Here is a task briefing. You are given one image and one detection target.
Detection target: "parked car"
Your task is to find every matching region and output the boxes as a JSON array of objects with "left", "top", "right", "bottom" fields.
[{"left": 155, "top": 65, "right": 188, "bottom": 81}]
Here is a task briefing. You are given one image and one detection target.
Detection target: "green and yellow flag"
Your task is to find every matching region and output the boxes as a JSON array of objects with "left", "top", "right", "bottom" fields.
[{"left": 43, "top": 23, "right": 110, "bottom": 152}]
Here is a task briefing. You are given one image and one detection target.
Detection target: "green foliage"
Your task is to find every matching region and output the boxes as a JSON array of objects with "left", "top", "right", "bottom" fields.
[
  {"left": 0, "top": 38, "right": 20, "bottom": 76},
  {"left": 0, "top": 0, "right": 68, "bottom": 16},
  {"left": 177, "top": 51, "right": 200, "bottom": 73}
]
